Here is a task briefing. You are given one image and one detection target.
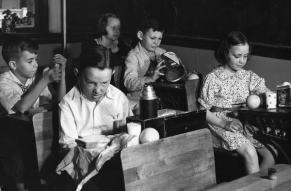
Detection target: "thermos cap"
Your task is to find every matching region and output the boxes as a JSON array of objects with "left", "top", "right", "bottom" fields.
[{"left": 141, "top": 84, "right": 157, "bottom": 100}]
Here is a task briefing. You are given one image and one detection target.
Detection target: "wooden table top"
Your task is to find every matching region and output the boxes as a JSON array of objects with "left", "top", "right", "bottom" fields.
[{"left": 205, "top": 164, "right": 291, "bottom": 191}]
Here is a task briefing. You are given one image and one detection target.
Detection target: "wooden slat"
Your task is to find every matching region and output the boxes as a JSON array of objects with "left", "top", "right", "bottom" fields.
[
  {"left": 32, "top": 111, "right": 54, "bottom": 171},
  {"left": 121, "top": 128, "right": 216, "bottom": 191}
]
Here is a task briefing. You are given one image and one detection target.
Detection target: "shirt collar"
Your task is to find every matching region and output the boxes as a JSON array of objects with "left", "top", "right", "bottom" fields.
[
  {"left": 7, "top": 70, "right": 34, "bottom": 92},
  {"left": 76, "top": 84, "right": 115, "bottom": 102},
  {"left": 214, "top": 66, "right": 247, "bottom": 80}
]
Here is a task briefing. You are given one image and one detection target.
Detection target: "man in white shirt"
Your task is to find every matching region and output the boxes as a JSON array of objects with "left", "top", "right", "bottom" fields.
[
  {"left": 59, "top": 47, "right": 132, "bottom": 149},
  {"left": 58, "top": 44, "right": 133, "bottom": 191}
]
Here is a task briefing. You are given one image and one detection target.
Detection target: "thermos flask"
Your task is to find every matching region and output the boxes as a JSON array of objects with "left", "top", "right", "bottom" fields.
[{"left": 140, "top": 84, "right": 158, "bottom": 119}]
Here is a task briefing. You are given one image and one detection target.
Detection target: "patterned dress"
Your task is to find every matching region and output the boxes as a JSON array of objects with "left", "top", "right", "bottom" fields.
[{"left": 198, "top": 66, "right": 270, "bottom": 150}]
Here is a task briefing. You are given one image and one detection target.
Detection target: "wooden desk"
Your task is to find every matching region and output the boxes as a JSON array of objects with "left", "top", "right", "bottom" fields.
[
  {"left": 237, "top": 107, "right": 291, "bottom": 164},
  {"left": 237, "top": 107, "right": 291, "bottom": 141},
  {"left": 205, "top": 164, "right": 291, "bottom": 191},
  {"left": 152, "top": 79, "right": 201, "bottom": 111}
]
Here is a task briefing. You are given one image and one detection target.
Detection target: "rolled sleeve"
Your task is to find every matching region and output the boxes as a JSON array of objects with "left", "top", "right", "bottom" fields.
[{"left": 0, "top": 85, "right": 21, "bottom": 114}]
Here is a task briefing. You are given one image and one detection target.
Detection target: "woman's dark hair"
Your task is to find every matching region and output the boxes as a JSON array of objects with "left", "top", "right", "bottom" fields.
[
  {"left": 215, "top": 31, "right": 251, "bottom": 65},
  {"left": 79, "top": 41, "right": 112, "bottom": 73},
  {"left": 138, "top": 17, "right": 165, "bottom": 34},
  {"left": 96, "top": 13, "right": 120, "bottom": 37}
]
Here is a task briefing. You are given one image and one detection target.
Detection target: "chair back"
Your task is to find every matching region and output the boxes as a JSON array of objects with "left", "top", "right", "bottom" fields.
[
  {"left": 121, "top": 128, "right": 216, "bottom": 191},
  {"left": 32, "top": 111, "right": 57, "bottom": 174}
]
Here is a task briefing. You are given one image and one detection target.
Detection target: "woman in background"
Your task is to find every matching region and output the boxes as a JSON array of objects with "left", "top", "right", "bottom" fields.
[
  {"left": 84, "top": 13, "right": 131, "bottom": 93},
  {"left": 198, "top": 31, "right": 275, "bottom": 174}
]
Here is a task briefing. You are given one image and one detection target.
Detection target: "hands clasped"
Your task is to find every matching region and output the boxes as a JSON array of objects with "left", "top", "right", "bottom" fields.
[{"left": 43, "top": 54, "right": 67, "bottom": 83}]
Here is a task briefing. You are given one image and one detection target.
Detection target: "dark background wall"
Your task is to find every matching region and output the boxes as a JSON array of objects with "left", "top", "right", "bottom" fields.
[
  {"left": 1, "top": 0, "right": 291, "bottom": 90},
  {"left": 67, "top": 0, "right": 291, "bottom": 49}
]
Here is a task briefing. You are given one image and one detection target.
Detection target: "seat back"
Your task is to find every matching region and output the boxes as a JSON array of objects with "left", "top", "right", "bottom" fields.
[
  {"left": 121, "top": 128, "right": 216, "bottom": 191},
  {"left": 32, "top": 111, "right": 58, "bottom": 176}
]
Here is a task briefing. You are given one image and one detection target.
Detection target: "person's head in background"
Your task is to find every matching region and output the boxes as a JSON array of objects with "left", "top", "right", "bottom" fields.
[
  {"left": 137, "top": 18, "right": 165, "bottom": 53},
  {"left": 78, "top": 45, "right": 113, "bottom": 102},
  {"left": 97, "top": 13, "right": 121, "bottom": 42},
  {"left": 215, "top": 31, "right": 251, "bottom": 72},
  {"left": 2, "top": 36, "right": 38, "bottom": 83}
]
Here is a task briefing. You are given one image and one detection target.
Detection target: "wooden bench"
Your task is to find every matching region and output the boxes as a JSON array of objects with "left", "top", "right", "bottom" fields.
[{"left": 121, "top": 128, "right": 216, "bottom": 191}]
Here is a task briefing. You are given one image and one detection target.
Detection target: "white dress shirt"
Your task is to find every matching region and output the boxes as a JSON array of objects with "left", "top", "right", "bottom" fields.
[{"left": 59, "top": 84, "right": 133, "bottom": 148}]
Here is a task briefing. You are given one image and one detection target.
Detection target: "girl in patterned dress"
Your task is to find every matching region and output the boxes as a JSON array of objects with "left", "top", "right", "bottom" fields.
[{"left": 198, "top": 31, "right": 275, "bottom": 174}]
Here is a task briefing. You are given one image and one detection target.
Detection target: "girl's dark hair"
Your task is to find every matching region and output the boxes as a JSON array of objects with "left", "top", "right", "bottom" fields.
[
  {"left": 2, "top": 35, "right": 38, "bottom": 64},
  {"left": 215, "top": 31, "right": 251, "bottom": 65},
  {"left": 138, "top": 17, "right": 165, "bottom": 34},
  {"left": 79, "top": 41, "right": 112, "bottom": 73},
  {"left": 96, "top": 13, "right": 120, "bottom": 37}
]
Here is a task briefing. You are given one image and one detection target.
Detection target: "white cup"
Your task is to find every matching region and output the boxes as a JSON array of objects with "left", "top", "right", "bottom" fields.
[
  {"left": 265, "top": 91, "right": 277, "bottom": 109},
  {"left": 126, "top": 122, "right": 142, "bottom": 146}
]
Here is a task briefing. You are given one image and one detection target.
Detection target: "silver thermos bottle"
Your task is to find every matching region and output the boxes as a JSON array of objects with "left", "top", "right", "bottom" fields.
[{"left": 140, "top": 84, "right": 158, "bottom": 119}]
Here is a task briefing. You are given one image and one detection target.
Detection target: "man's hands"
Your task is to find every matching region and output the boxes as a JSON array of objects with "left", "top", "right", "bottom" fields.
[
  {"left": 42, "top": 54, "right": 67, "bottom": 83},
  {"left": 151, "top": 60, "right": 166, "bottom": 81}
]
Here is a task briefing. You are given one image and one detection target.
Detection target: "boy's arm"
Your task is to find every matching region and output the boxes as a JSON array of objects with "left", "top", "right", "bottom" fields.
[
  {"left": 124, "top": 54, "right": 154, "bottom": 92},
  {"left": 13, "top": 66, "right": 62, "bottom": 114},
  {"left": 124, "top": 53, "right": 165, "bottom": 92},
  {"left": 53, "top": 54, "right": 67, "bottom": 101}
]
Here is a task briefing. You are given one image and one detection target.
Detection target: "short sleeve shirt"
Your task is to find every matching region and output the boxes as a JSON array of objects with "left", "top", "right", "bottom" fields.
[{"left": 0, "top": 71, "right": 52, "bottom": 114}]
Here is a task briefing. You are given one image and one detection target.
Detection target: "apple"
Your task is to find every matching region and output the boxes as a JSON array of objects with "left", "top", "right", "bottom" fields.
[
  {"left": 139, "top": 128, "right": 160, "bottom": 144},
  {"left": 246, "top": 94, "right": 261, "bottom": 109}
]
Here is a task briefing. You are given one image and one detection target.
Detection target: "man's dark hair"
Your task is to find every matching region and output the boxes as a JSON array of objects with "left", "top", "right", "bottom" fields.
[
  {"left": 79, "top": 41, "right": 113, "bottom": 73},
  {"left": 2, "top": 35, "right": 38, "bottom": 64},
  {"left": 138, "top": 17, "right": 165, "bottom": 34},
  {"left": 215, "top": 31, "right": 251, "bottom": 65}
]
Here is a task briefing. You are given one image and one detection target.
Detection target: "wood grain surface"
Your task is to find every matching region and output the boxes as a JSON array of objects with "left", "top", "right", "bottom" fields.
[{"left": 121, "top": 128, "right": 215, "bottom": 191}]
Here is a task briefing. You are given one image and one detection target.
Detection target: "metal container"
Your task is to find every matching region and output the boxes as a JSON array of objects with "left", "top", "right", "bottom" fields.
[{"left": 140, "top": 84, "right": 158, "bottom": 119}]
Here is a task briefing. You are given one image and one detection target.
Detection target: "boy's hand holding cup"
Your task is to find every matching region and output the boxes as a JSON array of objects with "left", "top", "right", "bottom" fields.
[
  {"left": 53, "top": 54, "right": 67, "bottom": 72},
  {"left": 43, "top": 54, "right": 67, "bottom": 83},
  {"left": 42, "top": 65, "right": 62, "bottom": 83}
]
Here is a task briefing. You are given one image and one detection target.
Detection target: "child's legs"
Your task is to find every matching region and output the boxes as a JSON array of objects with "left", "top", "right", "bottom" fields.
[
  {"left": 257, "top": 146, "right": 275, "bottom": 171},
  {"left": 236, "top": 142, "right": 260, "bottom": 174},
  {"left": 0, "top": 141, "right": 25, "bottom": 191}
]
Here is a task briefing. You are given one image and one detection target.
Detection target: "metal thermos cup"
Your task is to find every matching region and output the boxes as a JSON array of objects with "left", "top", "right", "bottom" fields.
[{"left": 140, "top": 84, "right": 158, "bottom": 119}]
